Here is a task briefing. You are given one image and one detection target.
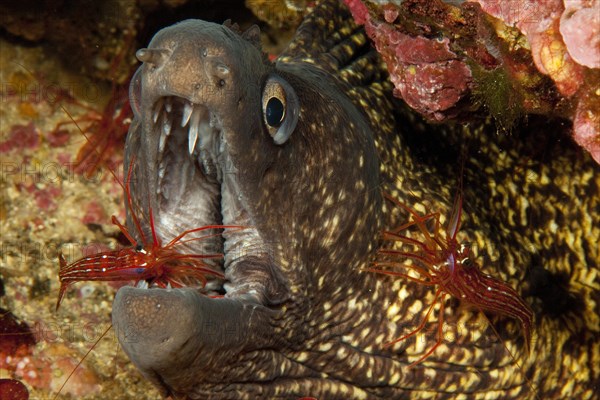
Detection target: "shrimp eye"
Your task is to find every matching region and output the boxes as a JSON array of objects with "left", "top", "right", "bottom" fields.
[
  {"left": 135, "top": 244, "right": 143, "bottom": 252},
  {"left": 462, "top": 257, "right": 473, "bottom": 268},
  {"left": 261, "top": 74, "right": 299, "bottom": 144}
]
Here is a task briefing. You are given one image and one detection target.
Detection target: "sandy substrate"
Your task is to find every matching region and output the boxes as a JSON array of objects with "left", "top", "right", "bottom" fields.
[{"left": 0, "top": 37, "right": 161, "bottom": 399}]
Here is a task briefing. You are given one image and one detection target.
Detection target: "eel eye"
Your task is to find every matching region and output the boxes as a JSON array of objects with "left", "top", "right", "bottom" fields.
[
  {"left": 265, "top": 97, "right": 284, "bottom": 127},
  {"left": 261, "top": 74, "right": 299, "bottom": 144}
]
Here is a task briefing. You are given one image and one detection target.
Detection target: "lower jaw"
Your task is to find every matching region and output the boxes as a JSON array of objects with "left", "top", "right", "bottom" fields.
[{"left": 110, "top": 285, "right": 274, "bottom": 398}]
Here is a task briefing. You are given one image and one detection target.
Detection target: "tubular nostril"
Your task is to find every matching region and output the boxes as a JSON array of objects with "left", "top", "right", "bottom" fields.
[
  {"left": 211, "top": 63, "right": 230, "bottom": 87},
  {"left": 215, "top": 63, "right": 230, "bottom": 78},
  {"left": 136, "top": 48, "right": 171, "bottom": 67}
]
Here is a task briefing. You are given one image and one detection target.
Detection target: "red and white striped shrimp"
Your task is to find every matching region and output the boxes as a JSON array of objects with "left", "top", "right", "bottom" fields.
[
  {"left": 369, "top": 189, "right": 533, "bottom": 367},
  {"left": 56, "top": 158, "right": 243, "bottom": 310}
]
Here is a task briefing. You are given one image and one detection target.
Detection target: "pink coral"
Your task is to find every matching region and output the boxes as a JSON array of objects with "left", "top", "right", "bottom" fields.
[
  {"left": 345, "top": 0, "right": 472, "bottom": 120},
  {"left": 476, "top": 0, "right": 600, "bottom": 163},
  {"left": 531, "top": 21, "right": 584, "bottom": 96},
  {"left": 346, "top": 0, "right": 600, "bottom": 163},
  {"left": 560, "top": 0, "right": 600, "bottom": 69},
  {"left": 17, "top": 183, "right": 62, "bottom": 212},
  {"left": 0, "top": 123, "right": 39, "bottom": 153},
  {"left": 476, "top": 0, "right": 588, "bottom": 96},
  {"left": 369, "top": 22, "right": 471, "bottom": 120},
  {"left": 572, "top": 93, "right": 600, "bottom": 162},
  {"left": 344, "top": 0, "right": 369, "bottom": 24}
]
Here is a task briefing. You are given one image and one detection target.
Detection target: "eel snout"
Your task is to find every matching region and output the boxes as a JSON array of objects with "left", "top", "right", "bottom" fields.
[{"left": 112, "top": 285, "right": 276, "bottom": 397}]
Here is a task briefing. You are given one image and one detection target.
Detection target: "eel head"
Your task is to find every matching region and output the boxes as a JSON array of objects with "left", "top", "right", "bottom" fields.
[{"left": 113, "top": 19, "right": 383, "bottom": 398}]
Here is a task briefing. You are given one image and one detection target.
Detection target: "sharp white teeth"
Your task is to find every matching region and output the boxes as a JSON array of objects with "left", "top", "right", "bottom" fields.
[
  {"left": 165, "top": 98, "right": 172, "bottom": 113},
  {"left": 136, "top": 280, "right": 149, "bottom": 289},
  {"left": 188, "top": 107, "right": 201, "bottom": 155},
  {"left": 181, "top": 102, "right": 193, "bottom": 127},
  {"left": 159, "top": 130, "right": 167, "bottom": 154},
  {"left": 166, "top": 282, "right": 172, "bottom": 290},
  {"left": 152, "top": 99, "right": 164, "bottom": 123},
  {"left": 160, "top": 111, "right": 171, "bottom": 154},
  {"left": 163, "top": 111, "right": 172, "bottom": 136},
  {"left": 189, "top": 122, "right": 199, "bottom": 155}
]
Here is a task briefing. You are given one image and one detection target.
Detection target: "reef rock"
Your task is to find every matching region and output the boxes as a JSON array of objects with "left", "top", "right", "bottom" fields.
[{"left": 345, "top": 0, "right": 600, "bottom": 163}]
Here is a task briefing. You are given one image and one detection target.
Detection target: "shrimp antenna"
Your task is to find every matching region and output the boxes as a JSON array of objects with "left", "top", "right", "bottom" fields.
[
  {"left": 122, "top": 154, "right": 148, "bottom": 245},
  {"left": 447, "top": 143, "right": 468, "bottom": 240},
  {"left": 52, "top": 324, "right": 113, "bottom": 400}
]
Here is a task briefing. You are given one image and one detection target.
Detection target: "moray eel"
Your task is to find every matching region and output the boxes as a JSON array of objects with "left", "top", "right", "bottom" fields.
[{"left": 112, "top": 0, "right": 599, "bottom": 398}]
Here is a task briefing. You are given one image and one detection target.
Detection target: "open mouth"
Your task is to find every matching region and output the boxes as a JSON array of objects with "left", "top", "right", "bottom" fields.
[{"left": 127, "top": 95, "right": 287, "bottom": 307}]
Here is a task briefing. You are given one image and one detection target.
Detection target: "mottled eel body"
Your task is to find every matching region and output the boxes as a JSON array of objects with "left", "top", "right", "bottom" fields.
[{"left": 112, "top": 1, "right": 599, "bottom": 398}]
